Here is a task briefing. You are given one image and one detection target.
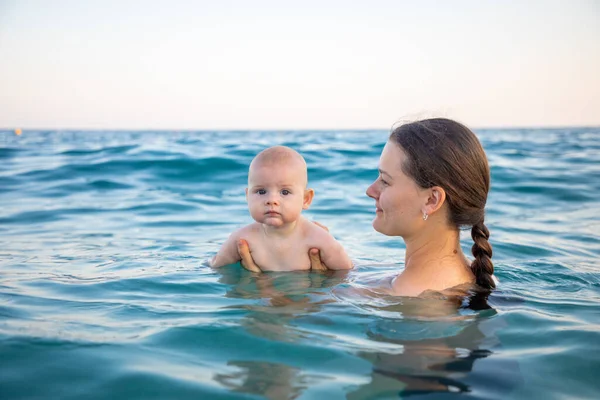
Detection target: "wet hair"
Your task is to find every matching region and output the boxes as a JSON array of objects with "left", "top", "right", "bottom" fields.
[{"left": 390, "top": 118, "right": 495, "bottom": 289}]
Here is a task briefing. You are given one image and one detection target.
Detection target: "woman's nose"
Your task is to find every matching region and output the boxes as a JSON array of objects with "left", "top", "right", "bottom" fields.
[{"left": 366, "top": 181, "right": 378, "bottom": 199}]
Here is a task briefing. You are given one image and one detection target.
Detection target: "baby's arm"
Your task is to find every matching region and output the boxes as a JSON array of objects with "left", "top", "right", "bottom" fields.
[
  {"left": 211, "top": 231, "right": 243, "bottom": 268},
  {"left": 313, "top": 230, "right": 353, "bottom": 270}
]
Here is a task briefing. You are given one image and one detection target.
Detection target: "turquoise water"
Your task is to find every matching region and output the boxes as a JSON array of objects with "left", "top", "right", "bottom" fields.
[{"left": 1, "top": 128, "right": 599, "bottom": 399}]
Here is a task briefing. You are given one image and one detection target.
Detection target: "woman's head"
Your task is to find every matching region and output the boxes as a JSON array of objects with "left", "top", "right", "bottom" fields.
[{"left": 367, "top": 118, "right": 495, "bottom": 289}]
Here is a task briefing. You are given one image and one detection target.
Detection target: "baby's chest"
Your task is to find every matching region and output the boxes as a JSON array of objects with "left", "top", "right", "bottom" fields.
[{"left": 250, "top": 240, "right": 311, "bottom": 271}]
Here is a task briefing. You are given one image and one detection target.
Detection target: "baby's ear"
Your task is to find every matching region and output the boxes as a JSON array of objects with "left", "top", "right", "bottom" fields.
[
  {"left": 303, "top": 188, "right": 315, "bottom": 209},
  {"left": 245, "top": 188, "right": 249, "bottom": 200}
]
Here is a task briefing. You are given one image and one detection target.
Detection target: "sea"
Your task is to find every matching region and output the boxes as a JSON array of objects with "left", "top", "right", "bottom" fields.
[{"left": 1, "top": 128, "right": 599, "bottom": 399}]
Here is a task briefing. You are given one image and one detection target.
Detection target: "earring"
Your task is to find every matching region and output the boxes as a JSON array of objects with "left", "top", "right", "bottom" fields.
[{"left": 423, "top": 212, "right": 428, "bottom": 221}]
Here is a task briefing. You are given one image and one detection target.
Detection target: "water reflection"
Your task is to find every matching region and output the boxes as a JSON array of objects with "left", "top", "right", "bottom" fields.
[
  {"left": 350, "top": 320, "right": 496, "bottom": 398},
  {"left": 215, "top": 265, "right": 348, "bottom": 399},
  {"left": 213, "top": 265, "right": 520, "bottom": 399},
  {"left": 215, "top": 361, "right": 306, "bottom": 400},
  {"left": 345, "top": 289, "right": 521, "bottom": 398},
  {"left": 219, "top": 264, "right": 348, "bottom": 342}
]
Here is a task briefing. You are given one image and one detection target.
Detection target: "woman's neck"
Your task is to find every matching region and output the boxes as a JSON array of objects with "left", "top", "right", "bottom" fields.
[
  {"left": 392, "top": 224, "right": 474, "bottom": 296},
  {"left": 404, "top": 228, "right": 466, "bottom": 271}
]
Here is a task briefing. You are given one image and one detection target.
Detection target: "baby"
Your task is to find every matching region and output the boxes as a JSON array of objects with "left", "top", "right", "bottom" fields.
[{"left": 211, "top": 145, "right": 353, "bottom": 271}]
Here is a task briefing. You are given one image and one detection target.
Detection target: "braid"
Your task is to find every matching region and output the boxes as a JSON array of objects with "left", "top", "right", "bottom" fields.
[{"left": 470, "top": 221, "right": 495, "bottom": 289}]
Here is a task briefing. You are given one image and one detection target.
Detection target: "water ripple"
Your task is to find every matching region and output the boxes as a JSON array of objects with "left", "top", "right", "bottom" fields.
[{"left": 1, "top": 128, "right": 599, "bottom": 399}]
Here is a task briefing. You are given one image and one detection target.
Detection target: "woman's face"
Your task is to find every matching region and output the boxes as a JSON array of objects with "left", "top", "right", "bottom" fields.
[{"left": 366, "top": 141, "right": 428, "bottom": 237}]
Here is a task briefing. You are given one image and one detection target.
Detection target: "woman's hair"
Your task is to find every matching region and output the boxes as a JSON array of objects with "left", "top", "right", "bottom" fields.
[{"left": 390, "top": 118, "right": 495, "bottom": 289}]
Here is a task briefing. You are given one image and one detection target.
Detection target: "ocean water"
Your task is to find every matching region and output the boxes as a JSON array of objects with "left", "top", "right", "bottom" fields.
[{"left": 1, "top": 128, "right": 599, "bottom": 399}]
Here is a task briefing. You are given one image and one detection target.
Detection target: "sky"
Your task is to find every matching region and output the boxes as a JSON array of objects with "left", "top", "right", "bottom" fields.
[{"left": 0, "top": 0, "right": 599, "bottom": 130}]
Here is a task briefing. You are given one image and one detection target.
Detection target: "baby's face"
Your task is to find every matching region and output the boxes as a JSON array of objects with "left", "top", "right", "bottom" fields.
[{"left": 246, "top": 163, "right": 309, "bottom": 227}]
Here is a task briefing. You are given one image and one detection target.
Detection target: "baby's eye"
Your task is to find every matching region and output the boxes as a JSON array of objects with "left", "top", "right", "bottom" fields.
[
  {"left": 281, "top": 189, "right": 291, "bottom": 195},
  {"left": 257, "top": 189, "right": 267, "bottom": 195}
]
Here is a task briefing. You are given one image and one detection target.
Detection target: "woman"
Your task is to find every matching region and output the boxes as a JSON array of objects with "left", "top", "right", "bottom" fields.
[{"left": 237, "top": 118, "right": 495, "bottom": 296}]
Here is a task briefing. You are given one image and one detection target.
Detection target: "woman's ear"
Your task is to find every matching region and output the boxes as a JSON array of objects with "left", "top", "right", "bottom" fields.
[
  {"left": 303, "top": 189, "right": 315, "bottom": 209},
  {"left": 423, "top": 186, "right": 446, "bottom": 216}
]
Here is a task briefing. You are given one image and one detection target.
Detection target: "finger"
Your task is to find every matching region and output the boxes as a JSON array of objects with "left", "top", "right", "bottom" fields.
[
  {"left": 311, "top": 221, "right": 329, "bottom": 232},
  {"left": 237, "top": 239, "right": 261, "bottom": 273},
  {"left": 309, "top": 248, "right": 328, "bottom": 271}
]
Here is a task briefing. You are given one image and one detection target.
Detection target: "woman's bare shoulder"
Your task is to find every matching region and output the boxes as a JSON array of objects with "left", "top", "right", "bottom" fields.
[{"left": 390, "top": 268, "right": 475, "bottom": 299}]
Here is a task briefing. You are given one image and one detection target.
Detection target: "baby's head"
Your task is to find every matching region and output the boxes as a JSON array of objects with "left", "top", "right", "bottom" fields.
[{"left": 246, "top": 146, "right": 314, "bottom": 227}]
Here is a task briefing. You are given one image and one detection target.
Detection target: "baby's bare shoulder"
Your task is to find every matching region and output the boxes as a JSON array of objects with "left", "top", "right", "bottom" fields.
[
  {"left": 230, "top": 223, "right": 262, "bottom": 239},
  {"left": 302, "top": 219, "right": 336, "bottom": 243}
]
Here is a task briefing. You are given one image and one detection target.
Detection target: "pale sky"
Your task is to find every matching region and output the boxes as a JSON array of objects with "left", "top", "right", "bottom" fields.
[{"left": 0, "top": 0, "right": 598, "bottom": 129}]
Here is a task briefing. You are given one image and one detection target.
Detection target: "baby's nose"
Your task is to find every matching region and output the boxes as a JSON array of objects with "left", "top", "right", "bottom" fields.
[{"left": 266, "top": 193, "right": 280, "bottom": 205}]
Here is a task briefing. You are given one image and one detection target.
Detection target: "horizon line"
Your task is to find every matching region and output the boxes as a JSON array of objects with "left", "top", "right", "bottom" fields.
[{"left": 2, "top": 124, "right": 600, "bottom": 132}]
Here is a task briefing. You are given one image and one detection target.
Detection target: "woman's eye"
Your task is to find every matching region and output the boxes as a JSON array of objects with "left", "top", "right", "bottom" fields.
[
  {"left": 257, "top": 189, "right": 266, "bottom": 195},
  {"left": 281, "top": 189, "right": 291, "bottom": 195},
  {"left": 379, "top": 176, "right": 389, "bottom": 186}
]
